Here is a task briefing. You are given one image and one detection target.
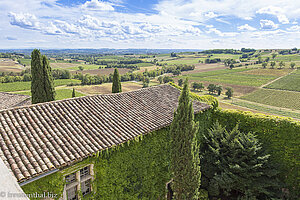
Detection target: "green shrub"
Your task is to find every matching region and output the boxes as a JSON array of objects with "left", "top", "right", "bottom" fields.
[
  {"left": 200, "top": 122, "right": 280, "bottom": 199},
  {"left": 212, "top": 109, "right": 300, "bottom": 198}
]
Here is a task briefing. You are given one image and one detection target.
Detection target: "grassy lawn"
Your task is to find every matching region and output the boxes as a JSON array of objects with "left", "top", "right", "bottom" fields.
[
  {"left": 241, "top": 89, "right": 300, "bottom": 110},
  {"left": 16, "top": 88, "right": 86, "bottom": 100},
  {"left": 264, "top": 69, "right": 300, "bottom": 92},
  {"left": 0, "top": 79, "right": 81, "bottom": 92}
]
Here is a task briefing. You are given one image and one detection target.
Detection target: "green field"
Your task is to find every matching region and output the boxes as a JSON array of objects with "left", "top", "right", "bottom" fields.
[
  {"left": 0, "top": 79, "right": 81, "bottom": 92},
  {"left": 274, "top": 54, "right": 300, "bottom": 61},
  {"left": 183, "top": 68, "right": 250, "bottom": 78},
  {"left": 231, "top": 101, "right": 300, "bottom": 120},
  {"left": 19, "top": 58, "right": 31, "bottom": 66},
  {"left": 241, "top": 89, "right": 300, "bottom": 110},
  {"left": 182, "top": 68, "right": 276, "bottom": 87},
  {"left": 66, "top": 64, "right": 105, "bottom": 70},
  {"left": 208, "top": 53, "right": 241, "bottom": 59},
  {"left": 16, "top": 88, "right": 86, "bottom": 100},
  {"left": 135, "top": 62, "right": 154, "bottom": 67},
  {"left": 264, "top": 69, "right": 300, "bottom": 92},
  {"left": 164, "top": 58, "right": 201, "bottom": 65}
]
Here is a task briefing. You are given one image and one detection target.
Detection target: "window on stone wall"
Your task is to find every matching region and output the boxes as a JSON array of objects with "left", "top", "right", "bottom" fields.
[
  {"left": 66, "top": 186, "right": 77, "bottom": 200},
  {"left": 64, "top": 165, "right": 94, "bottom": 200},
  {"left": 81, "top": 179, "right": 91, "bottom": 197},
  {"left": 66, "top": 172, "right": 76, "bottom": 185}
]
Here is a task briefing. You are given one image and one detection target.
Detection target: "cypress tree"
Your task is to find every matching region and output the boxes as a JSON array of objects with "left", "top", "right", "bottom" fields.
[
  {"left": 31, "top": 49, "right": 46, "bottom": 104},
  {"left": 112, "top": 68, "right": 122, "bottom": 93},
  {"left": 72, "top": 88, "right": 76, "bottom": 98},
  {"left": 42, "top": 55, "right": 55, "bottom": 102},
  {"left": 31, "top": 49, "right": 55, "bottom": 104},
  {"left": 170, "top": 79, "right": 201, "bottom": 199}
]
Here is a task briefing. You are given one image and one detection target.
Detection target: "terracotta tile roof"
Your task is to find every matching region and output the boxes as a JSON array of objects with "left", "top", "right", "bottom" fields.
[
  {"left": 0, "top": 92, "right": 31, "bottom": 110},
  {"left": 0, "top": 84, "right": 210, "bottom": 183}
]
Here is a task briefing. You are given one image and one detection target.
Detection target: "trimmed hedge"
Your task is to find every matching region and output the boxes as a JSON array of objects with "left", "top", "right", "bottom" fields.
[{"left": 212, "top": 109, "right": 300, "bottom": 198}]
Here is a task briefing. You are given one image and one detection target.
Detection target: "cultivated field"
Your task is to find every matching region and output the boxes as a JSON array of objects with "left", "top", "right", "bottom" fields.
[
  {"left": 75, "top": 82, "right": 143, "bottom": 94},
  {"left": 0, "top": 79, "right": 81, "bottom": 92},
  {"left": 0, "top": 59, "right": 25, "bottom": 73},
  {"left": 71, "top": 68, "right": 130, "bottom": 76},
  {"left": 16, "top": 88, "right": 86, "bottom": 100},
  {"left": 241, "top": 89, "right": 300, "bottom": 110},
  {"left": 264, "top": 69, "right": 300, "bottom": 92},
  {"left": 182, "top": 68, "right": 278, "bottom": 87},
  {"left": 1, "top": 50, "right": 300, "bottom": 120}
]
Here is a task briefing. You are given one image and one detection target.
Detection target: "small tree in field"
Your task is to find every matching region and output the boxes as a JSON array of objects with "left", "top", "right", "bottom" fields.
[
  {"left": 207, "top": 84, "right": 216, "bottom": 94},
  {"left": 279, "top": 61, "right": 285, "bottom": 69},
  {"left": 270, "top": 61, "right": 276, "bottom": 69},
  {"left": 225, "top": 87, "right": 233, "bottom": 98},
  {"left": 178, "top": 78, "right": 183, "bottom": 87},
  {"left": 170, "top": 79, "right": 201, "bottom": 200},
  {"left": 290, "top": 62, "right": 296, "bottom": 69},
  {"left": 216, "top": 85, "right": 223, "bottom": 95},
  {"left": 272, "top": 53, "right": 277, "bottom": 59},
  {"left": 78, "top": 66, "right": 84, "bottom": 71},
  {"left": 72, "top": 88, "right": 75, "bottom": 98},
  {"left": 112, "top": 68, "right": 122, "bottom": 93},
  {"left": 262, "top": 62, "right": 267, "bottom": 69},
  {"left": 158, "top": 76, "right": 163, "bottom": 84}
]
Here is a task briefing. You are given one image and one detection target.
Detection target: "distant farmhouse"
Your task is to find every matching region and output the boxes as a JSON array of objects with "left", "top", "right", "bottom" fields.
[{"left": 0, "top": 84, "right": 209, "bottom": 199}]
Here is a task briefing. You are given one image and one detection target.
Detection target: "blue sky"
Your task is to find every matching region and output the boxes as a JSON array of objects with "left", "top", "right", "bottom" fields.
[{"left": 0, "top": 0, "right": 299, "bottom": 49}]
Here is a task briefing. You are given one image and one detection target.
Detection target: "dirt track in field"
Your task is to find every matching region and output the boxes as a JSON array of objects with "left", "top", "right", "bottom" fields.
[{"left": 75, "top": 82, "right": 142, "bottom": 94}]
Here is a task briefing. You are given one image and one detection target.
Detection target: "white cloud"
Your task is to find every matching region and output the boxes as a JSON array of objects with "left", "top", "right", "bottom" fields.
[
  {"left": 238, "top": 24, "right": 256, "bottom": 31},
  {"left": 206, "top": 26, "right": 238, "bottom": 37},
  {"left": 1, "top": 0, "right": 300, "bottom": 48},
  {"left": 257, "top": 6, "right": 289, "bottom": 24},
  {"left": 287, "top": 25, "right": 300, "bottom": 32},
  {"left": 8, "top": 12, "right": 40, "bottom": 30},
  {"left": 81, "top": 0, "right": 114, "bottom": 11},
  {"left": 260, "top": 20, "right": 278, "bottom": 29},
  {"left": 204, "top": 12, "right": 218, "bottom": 18}
]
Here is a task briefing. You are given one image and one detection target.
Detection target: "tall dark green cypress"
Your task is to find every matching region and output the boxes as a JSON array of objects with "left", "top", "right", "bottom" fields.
[
  {"left": 31, "top": 49, "right": 55, "bottom": 104},
  {"left": 42, "top": 55, "right": 55, "bottom": 102},
  {"left": 112, "top": 68, "right": 122, "bottom": 93},
  {"left": 170, "top": 79, "right": 201, "bottom": 199},
  {"left": 31, "top": 49, "right": 46, "bottom": 104},
  {"left": 72, "top": 88, "right": 76, "bottom": 98}
]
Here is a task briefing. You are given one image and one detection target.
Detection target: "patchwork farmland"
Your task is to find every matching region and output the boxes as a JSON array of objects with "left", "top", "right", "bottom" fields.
[{"left": 1, "top": 49, "right": 300, "bottom": 120}]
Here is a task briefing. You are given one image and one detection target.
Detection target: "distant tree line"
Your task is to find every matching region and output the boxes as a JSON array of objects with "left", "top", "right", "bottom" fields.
[
  {"left": 0, "top": 68, "right": 71, "bottom": 83},
  {"left": 201, "top": 49, "right": 243, "bottom": 54},
  {"left": 205, "top": 58, "right": 221, "bottom": 64}
]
